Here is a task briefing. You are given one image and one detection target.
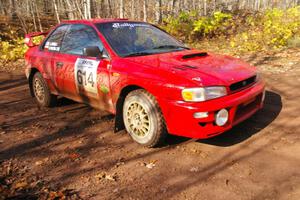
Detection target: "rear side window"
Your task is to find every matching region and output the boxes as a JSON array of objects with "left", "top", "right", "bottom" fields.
[
  {"left": 43, "top": 25, "right": 69, "bottom": 52},
  {"left": 60, "top": 24, "right": 103, "bottom": 55}
]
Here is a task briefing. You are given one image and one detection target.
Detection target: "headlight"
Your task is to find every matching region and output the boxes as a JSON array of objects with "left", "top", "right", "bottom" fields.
[{"left": 182, "top": 86, "right": 227, "bottom": 102}]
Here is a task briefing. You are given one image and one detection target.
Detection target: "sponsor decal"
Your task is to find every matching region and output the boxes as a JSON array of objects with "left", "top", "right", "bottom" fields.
[
  {"left": 48, "top": 46, "right": 60, "bottom": 51},
  {"left": 47, "top": 42, "right": 60, "bottom": 51},
  {"left": 74, "top": 58, "right": 100, "bottom": 94},
  {"left": 100, "top": 85, "right": 109, "bottom": 94},
  {"left": 112, "top": 23, "right": 149, "bottom": 29},
  {"left": 50, "top": 42, "right": 58, "bottom": 46}
]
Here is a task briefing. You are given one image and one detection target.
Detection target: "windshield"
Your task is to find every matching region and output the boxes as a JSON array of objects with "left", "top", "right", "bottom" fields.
[{"left": 96, "top": 22, "right": 189, "bottom": 57}]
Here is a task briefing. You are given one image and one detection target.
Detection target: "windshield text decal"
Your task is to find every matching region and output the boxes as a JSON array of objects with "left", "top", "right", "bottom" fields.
[{"left": 112, "top": 23, "right": 149, "bottom": 29}]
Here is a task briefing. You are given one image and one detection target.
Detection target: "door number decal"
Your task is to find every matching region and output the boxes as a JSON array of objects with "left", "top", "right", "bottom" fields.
[{"left": 75, "top": 58, "right": 100, "bottom": 94}]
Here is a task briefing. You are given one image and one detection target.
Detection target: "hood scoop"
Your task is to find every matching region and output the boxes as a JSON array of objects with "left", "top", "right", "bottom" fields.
[{"left": 182, "top": 52, "right": 208, "bottom": 59}]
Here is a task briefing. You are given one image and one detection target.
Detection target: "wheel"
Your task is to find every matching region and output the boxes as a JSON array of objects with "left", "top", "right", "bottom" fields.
[
  {"left": 123, "top": 89, "right": 167, "bottom": 147},
  {"left": 32, "top": 72, "right": 57, "bottom": 107}
]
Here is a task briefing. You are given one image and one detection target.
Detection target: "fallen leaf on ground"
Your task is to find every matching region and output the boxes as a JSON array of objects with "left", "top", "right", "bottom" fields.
[
  {"left": 69, "top": 153, "right": 80, "bottom": 160},
  {"left": 145, "top": 160, "right": 158, "bottom": 169},
  {"left": 105, "top": 175, "right": 116, "bottom": 181},
  {"left": 146, "top": 163, "right": 155, "bottom": 169},
  {"left": 190, "top": 167, "right": 199, "bottom": 172},
  {"left": 95, "top": 172, "right": 117, "bottom": 181},
  {"left": 115, "top": 161, "right": 125, "bottom": 167},
  {"left": 226, "top": 179, "right": 230, "bottom": 185},
  {"left": 14, "top": 180, "right": 28, "bottom": 189},
  {"left": 35, "top": 161, "right": 43, "bottom": 166},
  {"left": 48, "top": 190, "right": 65, "bottom": 199}
]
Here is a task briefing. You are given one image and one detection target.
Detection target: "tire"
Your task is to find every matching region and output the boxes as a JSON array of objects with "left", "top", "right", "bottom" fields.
[
  {"left": 123, "top": 89, "right": 167, "bottom": 147},
  {"left": 32, "top": 72, "right": 57, "bottom": 107}
]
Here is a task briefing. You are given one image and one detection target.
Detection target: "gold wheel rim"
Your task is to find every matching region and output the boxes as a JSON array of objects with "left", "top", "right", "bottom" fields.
[
  {"left": 33, "top": 78, "right": 45, "bottom": 102},
  {"left": 126, "top": 102, "right": 150, "bottom": 137}
]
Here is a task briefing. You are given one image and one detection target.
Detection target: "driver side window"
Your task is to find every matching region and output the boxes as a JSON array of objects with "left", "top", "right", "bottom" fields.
[
  {"left": 43, "top": 25, "right": 69, "bottom": 52},
  {"left": 60, "top": 24, "right": 103, "bottom": 55}
]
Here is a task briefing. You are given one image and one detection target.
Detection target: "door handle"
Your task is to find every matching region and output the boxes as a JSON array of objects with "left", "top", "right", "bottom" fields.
[{"left": 56, "top": 62, "right": 64, "bottom": 68}]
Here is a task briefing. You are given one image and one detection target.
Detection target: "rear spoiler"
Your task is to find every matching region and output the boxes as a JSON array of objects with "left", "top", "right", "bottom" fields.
[{"left": 24, "top": 32, "right": 49, "bottom": 47}]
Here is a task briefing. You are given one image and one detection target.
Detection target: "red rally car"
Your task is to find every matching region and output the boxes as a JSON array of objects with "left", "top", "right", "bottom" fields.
[{"left": 24, "top": 19, "right": 265, "bottom": 147}]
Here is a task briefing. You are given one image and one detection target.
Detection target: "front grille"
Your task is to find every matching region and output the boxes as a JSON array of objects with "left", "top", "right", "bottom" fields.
[{"left": 229, "top": 75, "right": 256, "bottom": 92}]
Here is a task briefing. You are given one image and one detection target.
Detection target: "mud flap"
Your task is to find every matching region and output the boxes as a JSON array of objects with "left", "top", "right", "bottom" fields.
[
  {"left": 114, "top": 94, "right": 125, "bottom": 133},
  {"left": 114, "top": 113, "right": 125, "bottom": 133}
]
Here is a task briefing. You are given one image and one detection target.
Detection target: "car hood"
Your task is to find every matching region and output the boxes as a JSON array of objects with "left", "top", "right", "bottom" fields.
[{"left": 125, "top": 49, "right": 257, "bottom": 87}]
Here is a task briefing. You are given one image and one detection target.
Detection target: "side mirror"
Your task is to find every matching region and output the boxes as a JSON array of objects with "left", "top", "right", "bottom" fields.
[{"left": 83, "top": 46, "right": 102, "bottom": 58}]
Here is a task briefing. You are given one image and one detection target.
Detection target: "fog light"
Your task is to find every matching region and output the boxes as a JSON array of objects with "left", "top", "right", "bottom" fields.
[
  {"left": 215, "top": 109, "right": 229, "bottom": 126},
  {"left": 193, "top": 112, "right": 208, "bottom": 119}
]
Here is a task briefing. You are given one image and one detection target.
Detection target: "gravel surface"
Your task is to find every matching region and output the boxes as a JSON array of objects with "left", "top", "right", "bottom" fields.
[{"left": 0, "top": 49, "right": 299, "bottom": 199}]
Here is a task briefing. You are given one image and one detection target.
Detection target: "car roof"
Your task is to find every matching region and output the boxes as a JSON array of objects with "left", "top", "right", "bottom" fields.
[{"left": 61, "top": 18, "right": 142, "bottom": 24}]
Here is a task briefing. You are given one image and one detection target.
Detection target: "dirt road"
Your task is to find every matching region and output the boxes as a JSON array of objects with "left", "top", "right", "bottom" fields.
[{"left": 0, "top": 51, "right": 300, "bottom": 199}]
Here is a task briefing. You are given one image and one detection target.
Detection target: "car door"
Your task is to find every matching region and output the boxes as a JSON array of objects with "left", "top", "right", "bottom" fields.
[
  {"left": 36, "top": 24, "right": 69, "bottom": 94},
  {"left": 53, "top": 24, "right": 113, "bottom": 110}
]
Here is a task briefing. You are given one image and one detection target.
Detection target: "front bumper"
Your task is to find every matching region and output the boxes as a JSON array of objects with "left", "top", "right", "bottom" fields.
[{"left": 159, "top": 80, "right": 265, "bottom": 138}]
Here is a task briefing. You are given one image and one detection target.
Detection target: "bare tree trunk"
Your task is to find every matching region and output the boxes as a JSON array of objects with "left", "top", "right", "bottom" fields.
[
  {"left": 30, "top": 1, "right": 37, "bottom": 32},
  {"left": 16, "top": 12, "right": 28, "bottom": 34},
  {"left": 83, "top": 0, "right": 87, "bottom": 19},
  {"left": 35, "top": 0, "right": 43, "bottom": 32},
  {"left": 137, "top": 0, "right": 141, "bottom": 20},
  {"left": 0, "top": 0, "right": 5, "bottom": 15},
  {"left": 178, "top": 0, "right": 182, "bottom": 12},
  {"left": 87, "top": 0, "right": 91, "bottom": 19},
  {"left": 9, "top": 0, "right": 16, "bottom": 20},
  {"left": 240, "top": 0, "right": 247, "bottom": 9},
  {"left": 75, "top": 0, "right": 84, "bottom": 19},
  {"left": 183, "top": 0, "right": 188, "bottom": 11},
  {"left": 263, "top": 0, "right": 268, "bottom": 9},
  {"left": 96, "top": 0, "right": 100, "bottom": 18},
  {"left": 171, "top": 0, "right": 176, "bottom": 13},
  {"left": 213, "top": 0, "right": 216, "bottom": 11},
  {"left": 131, "top": 0, "right": 135, "bottom": 19},
  {"left": 83, "top": 0, "right": 88, "bottom": 19},
  {"left": 143, "top": 0, "right": 147, "bottom": 21},
  {"left": 203, "top": 0, "right": 207, "bottom": 16},
  {"left": 119, "top": 0, "right": 124, "bottom": 18},
  {"left": 53, "top": 0, "right": 60, "bottom": 23},
  {"left": 191, "top": 0, "right": 196, "bottom": 10},
  {"left": 65, "top": 0, "right": 75, "bottom": 19},
  {"left": 43, "top": 0, "right": 49, "bottom": 14},
  {"left": 107, "top": 0, "right": 112, "bottom": 17},
  {"left": 155, "top": 0, "right": 162, "bottom": 23}
]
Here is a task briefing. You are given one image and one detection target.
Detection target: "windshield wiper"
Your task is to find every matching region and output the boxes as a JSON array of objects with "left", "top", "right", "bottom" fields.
[
  {"left": 124, "top": 52, "right": 153, "bottom": 57},
  {"left": 152, "top": 45, "right": 190, "bottom": 50}
]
